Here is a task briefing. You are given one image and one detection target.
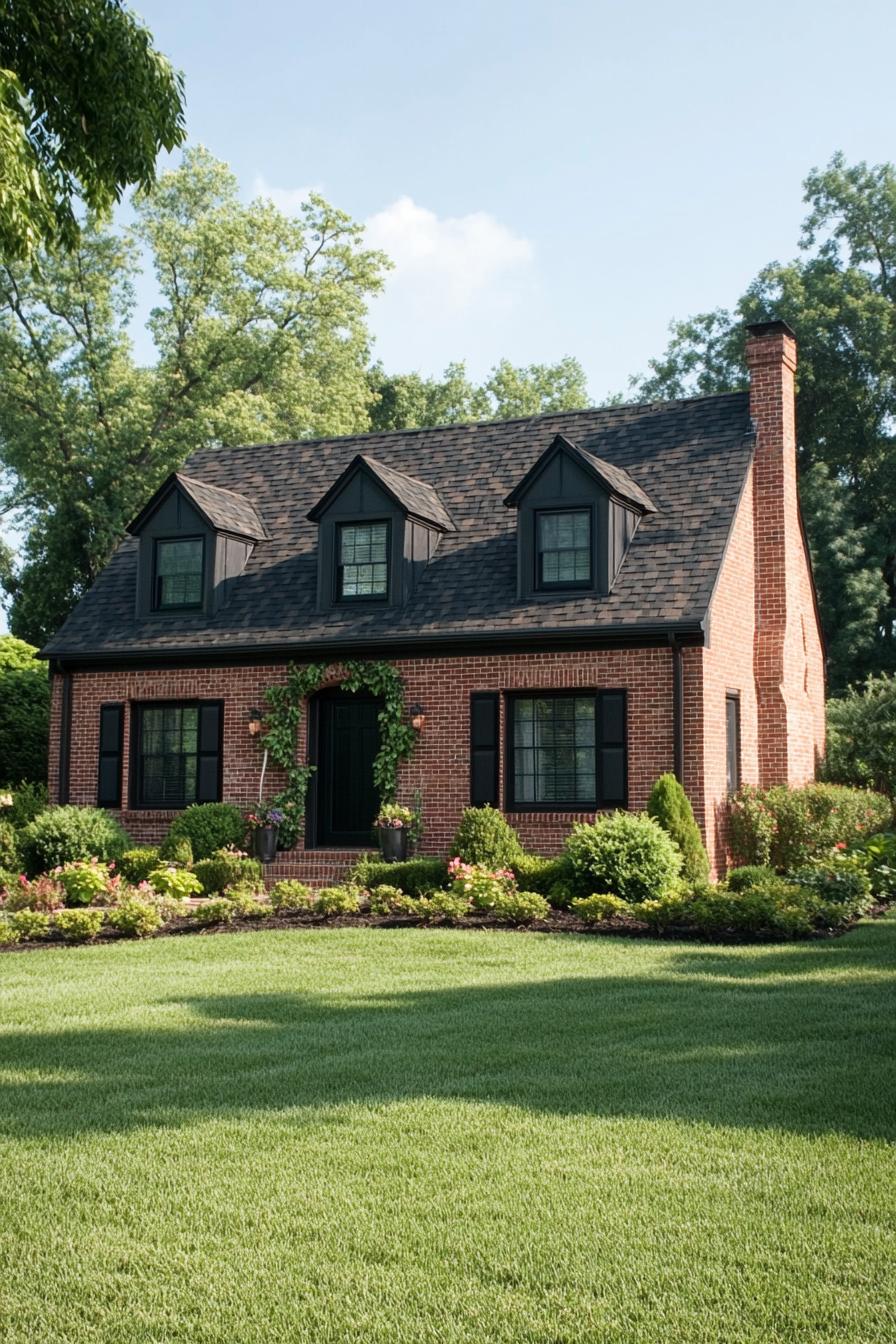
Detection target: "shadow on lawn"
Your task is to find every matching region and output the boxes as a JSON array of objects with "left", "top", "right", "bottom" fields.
[{"left": 1, "top": 920, "right": 894, "bottom": 1143}]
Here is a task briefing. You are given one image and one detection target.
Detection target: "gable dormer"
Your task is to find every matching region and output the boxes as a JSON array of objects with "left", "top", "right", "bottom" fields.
[
  {"left": 127, "top": 473, "right": 268, "bottom": 618},
  {"left": 307, "top": 454, "right": 454, "bottom": 610},
  {"left": 504, "top": 434, "right": 656, "bottom": 599}
]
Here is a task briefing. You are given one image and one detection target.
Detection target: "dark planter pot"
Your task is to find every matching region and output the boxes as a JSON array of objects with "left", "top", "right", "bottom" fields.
[
  {"left": 253, "top": 825, "right": 280, "bottom": 864},
  {"left": 377, "top": 825, "right": 409, "bottom": 863}
]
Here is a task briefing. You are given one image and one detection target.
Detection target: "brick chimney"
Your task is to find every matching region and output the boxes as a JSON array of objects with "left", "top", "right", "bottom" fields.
[{"left": 745, "top": 319, "right": 822, "bottom": 786}]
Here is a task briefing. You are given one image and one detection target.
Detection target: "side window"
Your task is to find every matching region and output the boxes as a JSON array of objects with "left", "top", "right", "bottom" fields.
[{"left": 726, "top": 693, "right": 741, "bottom": 795}]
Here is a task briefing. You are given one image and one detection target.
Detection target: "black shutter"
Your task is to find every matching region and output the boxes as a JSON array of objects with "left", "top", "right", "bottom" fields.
[
  {"left": 470, "top": 693, "right": 499, "bottom": 806},
  {"left": 97, "top": 704, "right": 124, "bottom": 808},
  {"left": 196, "top": 701, "right": 223, "bottom": 803},
  {"left": 597, "top": 691, "right": 627, "bottom": 807}
]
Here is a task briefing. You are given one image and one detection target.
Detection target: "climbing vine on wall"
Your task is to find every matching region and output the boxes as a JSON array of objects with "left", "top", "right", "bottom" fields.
[{"left": 261, "top": 660, "right": 417, "bottom": 850}]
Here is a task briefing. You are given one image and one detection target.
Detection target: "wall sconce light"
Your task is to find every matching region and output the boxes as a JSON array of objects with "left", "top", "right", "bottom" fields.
[
  {"left": 247, "top": 707, "right": 263, "bottom": 736},
  {"left": 410, "top": 703, "right": 426, "bottom": 732}
]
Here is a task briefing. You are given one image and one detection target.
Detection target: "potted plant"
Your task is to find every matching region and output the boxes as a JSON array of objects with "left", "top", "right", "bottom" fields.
[
  {"left": 375, "top": 803, "right": 416, "bottom": 862},
  {"left": 246, "top": 805, "right": 285, "bottom": 864}
]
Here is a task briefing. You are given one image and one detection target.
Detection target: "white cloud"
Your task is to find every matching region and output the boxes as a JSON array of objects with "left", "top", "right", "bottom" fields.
[
  {"left": 250, "top": 175, "right": 321, "bottom": 214},
  {"left": 365, "top": 196, "right": 534, "bottom": 314}
]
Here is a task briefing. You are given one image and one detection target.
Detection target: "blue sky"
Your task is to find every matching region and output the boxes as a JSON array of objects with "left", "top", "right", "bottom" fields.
[{"left": 130, "top": 0, "right": 896, "bottom": 399}]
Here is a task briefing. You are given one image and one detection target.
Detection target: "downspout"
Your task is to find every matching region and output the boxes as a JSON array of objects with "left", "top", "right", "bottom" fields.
[
  {"left": 57, "top": 662, "right": 73, "bottom": 804},
  {"left": 669, "top": 635, "right": 684, "bottom": 784}
]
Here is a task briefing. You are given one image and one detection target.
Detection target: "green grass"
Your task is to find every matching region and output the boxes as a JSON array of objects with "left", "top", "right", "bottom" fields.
[{"left": 1, "top": 919, "right": 894, "bottom": 1344}]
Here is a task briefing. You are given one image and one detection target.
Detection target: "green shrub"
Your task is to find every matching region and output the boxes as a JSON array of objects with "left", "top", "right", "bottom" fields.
[
  {"left": 849, "top": 831, "right": 896, "bottom": 900},
  {"left": 192, "top": 849, "right": 262, "bottom": 895},
  {"left": 637, "top": 891, "right": 694, "bottom": 932},
  {"left": 18, "top": 806, "right": 130, "bottom": 876},
  {"left": 367, "top": 884, "right": 419, "bottom": 916},
  {"left": 147, "top": 866, "right": 203, "bottom": 900},
  {"left": 54, "top": 858, "right": 112, "bottom": 907},
  {"left": 647, "top": 773, "right": 709, "bottom": 885},
  {"left": 225, "top": 882, "right": 269, "bottom": 918},
  {"left": 158, "top": 834, "right": 194, "bottom": 867},
  {"left": 450, "top": 859, "right": 516, "bottom": 910},
  {"left": 789, "top": 857, "right": 872, "bottom": 912},
  {"left": 4, "top": 781, "right": 48, "bottom": 829},
  {"left": 565, "top": 812, "right": 682, "bottom": 903},
  {"left": 314, "top": 885, "right": 361, "bottom": 916},
  {"left": 119, "top": 848, "right": 162, "bottom": 884},
  {"left": 269, "top": 879, "right": 313, "bottom": 913},
  {"left": 3, "top": 874, "right": 64, "bottom": 911},
  {"left": 488, "top": 889, "right": 550, "bottom": 924},
  {"left": 0, "top": 819, "right": 18, "bottom": 871},
  {"left": 107, "top": 897, "right": 163, "bottom": 938},
  {"left": 681, "top": 881, "right": 841, "bottom": 938},
  {"left": 0, "top": 913, "right": 20, "bottom": 944},
  {"left": 729, "top": 783, "right": 892, "bottom": 870},
  {"left": 726, "top": 865, "right": 778, "bottom": 893},
  {"left": 191, "top": 899, "right": 234, "bottom": 927},
  {"left": 0, "top": 637, "right": 49, "bottom": 786},
  {"left": 350, "top": 855, "right": 449, "bottom": 896},
  {"left": 451, "top": 805, "right": 523, "bottom": 867},
  {"left": 53, "top": 908, "right": 105, "bottom": 942},
  {"left": 823, "top": 674, "right": 896, "bottom": 796},
  {"left": 10, "top": 908, "right": 50, "bottom": 940},
  {"left": 418, "top": 889, "right": 470, "bottom": 923},
  {"left": 164, "top": 804, "right": 246, "bottom": 861},
  {"left": 571, "top": 893, "right": 634, "bottom": 923},
  {"left": 510, "top": 854, "right": 574, "bottom": 897}
]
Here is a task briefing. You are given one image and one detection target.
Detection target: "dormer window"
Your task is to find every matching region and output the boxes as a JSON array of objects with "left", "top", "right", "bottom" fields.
[
  {"left": 153, "top": 538, "right": 204, "bottom": 610},
  {"left": 337, "top": 522, "right": 390, "bottom": 600},
  {"left": 536, "top": 509, "right": 592, "bottom": 590}
]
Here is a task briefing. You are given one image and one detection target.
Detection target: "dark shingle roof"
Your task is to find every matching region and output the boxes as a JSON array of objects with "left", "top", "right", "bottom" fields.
[
  {"left": 127, "top": 473, "right": 269, "bottom": 541},
  {"left": 308, "top": 454, "right": 455, "bottom": 531},
  {"left": 504, "top": 433, "right": 657, "bottom": 514},
  {"left": 45, "top": 392, "right": 754, "bottom": 659}
]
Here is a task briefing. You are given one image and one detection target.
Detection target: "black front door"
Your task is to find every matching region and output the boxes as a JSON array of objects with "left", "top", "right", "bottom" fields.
[{"left": 314, "top": 690, "right": 381, "bottom": 847}]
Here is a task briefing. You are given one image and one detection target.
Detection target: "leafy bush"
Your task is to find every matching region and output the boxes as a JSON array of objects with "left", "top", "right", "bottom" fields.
[
  {"left": 54, "top": 908, "right": 105, "bottom": 942},
  {"left": 191, "top": 899, "right": 234, "bottom": 927},
  {"left": 3, "top": 874, "right": 64, "bottom": 911},
  {"left": 487, "top": 888, "right": 550, "bottom": 924},
  {"left": 54, "top": 858, "right": 112, "bottom": 906},
  {"left": 268, "top": 879, "right": 313, "bottom": 913},
  {"left": 0, "top": 820, "right": 17, "bottom": 871},
  {"left": 158, "top": 834, "right": 194, "bottom": 867},
  {"left": 510, "top": 854, "right": 574, "bottom": 898},
  {"left": 448, "top": 858, "right": 515, "bottom": 910},
  {"left": 314, "top": 885, "right": 361, "bottom": 916},
  {"left": 565, "top": 812, "right": 682, "bottom": 903},
  {"left": 119, "top": 848, "right": 162, "bottom": 884},
  {"left": 147, "top": 866, "right": 203, "bottom": 900},
  {"left": 647, "top": 773, "right": 709, "bottom": 885},
  {"left": 0, "top": 637, "right": 49, "bottom": 786},
  {"left": 726, "top": 865, "right": 778, "bottom": 893},
  {"left": 11, "top": 909, "right": 50, "bottom": 940},
  {"left": 107, "top": 896, "right": 163, "bottom": 938},
  {"left": 0, "top": 913, "right": 20, "bottom": 944},
  {"left": 18, "top": 806, "right": 131, "bottom": 876},
  {"left": 350, "top": 855, "right": 449, "bottom": 896},
  {"left": 165, "top": 804, "right": 246, "bottom": 861},
  {"left": 789, "top": 856, "right": 872, "bottom": 910},
  {"left": 849, "top": 831, "right": 896, "bottom": 899},
  {"left": 192, "top": 848, "right": 262, "bottom": 895},
  {"left": 451, "top": 806, "right": 523, "bottom": 868},
  {"left": 728, "top": 782, "right": 892, "bottom": 870},
  {"left": 418, "top": 890, "right": 470, "bottom": 923},
  {"left": 571, "top": 893, "right": 634, "bottom": 923},
  {"left": 224, "top": 882, "right": 269, "bottom": 918},
  {"left": 823, "top": 674, "right": 896, "bottom": 796},
  {"left": 3, "top": 781, "right": 48, "bottom": 829},
  {"left": 367, "top": 884, "right": 419, "bottom": 916}
]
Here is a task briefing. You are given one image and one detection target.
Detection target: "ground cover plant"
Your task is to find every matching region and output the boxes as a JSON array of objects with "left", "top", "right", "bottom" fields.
[{"left": 0, "top": 921, "right": 893, "bottom": 1343}]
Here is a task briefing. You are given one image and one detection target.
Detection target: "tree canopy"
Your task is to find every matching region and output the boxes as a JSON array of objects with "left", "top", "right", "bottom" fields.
[
  {"left": 0, "top": 0, "right": 185, "bottom": 260},
  {"left": 0, "top": 634, "right": 48, "bottom": 785},
  {"left": 631, "top": 153, "right": 896, "bottom": 692},
  {"left": 369, "top": 355, "right": 589, "bottom": 430}
]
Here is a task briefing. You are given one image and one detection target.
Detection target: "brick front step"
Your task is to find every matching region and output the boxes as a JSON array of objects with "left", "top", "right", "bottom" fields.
[{"left": 264, "top": 849, "right": 370, "bottom": 887}]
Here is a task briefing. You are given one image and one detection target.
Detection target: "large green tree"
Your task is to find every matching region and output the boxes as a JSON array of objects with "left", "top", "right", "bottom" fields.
[
  {"left": 631, "top": 153, "right": 896, "bottom": 691},
  {"left": 0, "top": 0, "right": 185, "bottom": 261},
  {"left": 369, "top": 355, "right": 588, "bottom": 430},
  {"left": 0, "top": 147, "right": 389, "bottom": 642},
  {"left": 0, "top": 634, "right": 48, "bottom": 784}
]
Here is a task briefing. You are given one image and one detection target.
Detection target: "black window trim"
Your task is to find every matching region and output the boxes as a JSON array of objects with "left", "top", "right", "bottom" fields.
[
  {"left": 152, "top": 535, "right": 206, "bottom": 612},
  {"left": 534, "top": 505, "right": 594, "bottom": 592},
  {"left": 504, "top": 688, "right": 627, "bottom": 812},
  {"left": 725, "top": 690, "right": 741, "bottom": 796},
  {"left": 335, "top": 517, "right": 392, "bottom": 604},
  {"left": 129, "top": 698, "right": 223, "bottom": 811}
]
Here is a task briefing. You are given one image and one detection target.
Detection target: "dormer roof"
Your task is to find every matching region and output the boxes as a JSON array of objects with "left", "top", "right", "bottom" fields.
[
  {"left": 126, "top": 472, "right": 269, "bottom": 542},
  {"left": 307, "top": 453, "right": 455, "bottom": 532},
  {"left": 504, "top": 434, "right": 657, "bottom": 514}
]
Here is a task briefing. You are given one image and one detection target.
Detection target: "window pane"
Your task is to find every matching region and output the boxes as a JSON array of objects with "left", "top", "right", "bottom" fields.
[
  {"left": 339, "top": 523, "right": 388, "bottom": 597},
  {"left": 513, "top": 695, "right": 596, "bottom": 804},
  {"left": 139, "top": 706, "right": 200, "bottom": 806},
  {"left": 156, "top": 539, "right": 203, "bottom": 608},
  {"left": 537, "top": 511, "right": 591, "bottom": 587}
]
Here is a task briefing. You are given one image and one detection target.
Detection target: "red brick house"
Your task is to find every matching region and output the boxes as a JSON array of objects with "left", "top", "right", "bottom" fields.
[{"left": 43, "top": 320, "right": 824, "bottom": 880}]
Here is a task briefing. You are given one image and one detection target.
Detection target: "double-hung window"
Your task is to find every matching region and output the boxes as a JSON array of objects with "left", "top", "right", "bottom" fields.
[
  {"left": 337, "top": 521, "right": 389, "bottom": 600},
  {"left": 153, "top": 538, "right": 204, "bottom": 610},
  {"left": 535, "top": 509, "right": 591, "bottom": 589},
  {"left": 508, "top": 690, "right": 626, "bottom": 809},
  {"left": 132, "top": 702, "right": 222, "bottom": 808}
]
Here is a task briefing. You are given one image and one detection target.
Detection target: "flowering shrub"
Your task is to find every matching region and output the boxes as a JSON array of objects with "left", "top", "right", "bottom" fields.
[
  {"left": 729, "top": 783, "right": 892, "bottom": 870},
  {"left": 374, "top": 803, "right": 415, "bottom": 829},
  {"left": 3, "top": 873, "right": 64, "bottom": 912},
  {"left": 53, "top": 858, "right": 114, "bottom": 907},
  {"left": 147, "top": 866, "right": 203, "bottom": 900},
  {"left": 447, "top": 857, "right": 515, "bottom": 910}
]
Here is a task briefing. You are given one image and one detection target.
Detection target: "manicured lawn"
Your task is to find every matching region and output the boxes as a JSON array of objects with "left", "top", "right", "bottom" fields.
[{"left": 1, "top": 920, "right": 894, "bottom": 1343}]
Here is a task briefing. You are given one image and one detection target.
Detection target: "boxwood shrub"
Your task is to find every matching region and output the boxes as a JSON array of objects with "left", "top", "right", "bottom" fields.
[
  {"left": 565, "top": 811, "right": 682, "bottom": 903},
  {"left": 193, "top": 849, "right": 263, "bottom": 895},
  {"left": 19, "top": 806, "right": 131, "bottom": 876},
  {"left": 451, "top": 806, "right": 523, "bottom": 867},
  {"left": 350, "top": 855, "right": 449, "bottom": 895},
  {"left": 164, "top": 804, "right": 246, "bottom": 861}
]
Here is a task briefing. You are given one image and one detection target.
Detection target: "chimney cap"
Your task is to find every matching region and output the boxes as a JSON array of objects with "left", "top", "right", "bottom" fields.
[{"left": 746, "top": 318, "right": 796, "bottom": 341}]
